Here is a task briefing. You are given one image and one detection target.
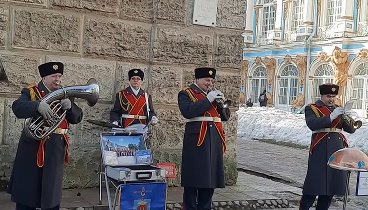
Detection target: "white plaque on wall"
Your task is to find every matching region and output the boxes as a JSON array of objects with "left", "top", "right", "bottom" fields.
[{"left": 193, "top": 0, "right": 218, "bottom": 27}]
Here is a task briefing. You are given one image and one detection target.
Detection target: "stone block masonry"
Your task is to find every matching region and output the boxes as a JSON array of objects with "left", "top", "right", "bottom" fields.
[{"left": 0, "top": 0, "right": 245, "bottom": 190}]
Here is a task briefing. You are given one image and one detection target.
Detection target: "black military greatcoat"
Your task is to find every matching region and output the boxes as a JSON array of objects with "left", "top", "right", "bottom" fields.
[
  {"left": 178, "top": 84, "right": 230, "bottom": 189},
  {"left": 110, "top": 86, "right": 156, "bottom": 127},
  {"left": 302, "top": 100, "right": 356, "bottom": 196},
  {"left": 7, "top": 82, "right": 83, "bottom": 209}
]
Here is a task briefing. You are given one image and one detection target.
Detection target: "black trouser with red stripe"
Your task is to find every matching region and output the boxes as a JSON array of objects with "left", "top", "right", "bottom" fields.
[
  {"left": 183, "top": 187, "right": 214, "bottom": 210},
  {"left": 299, "top": 194, "right": 333, "bottom": 210}
]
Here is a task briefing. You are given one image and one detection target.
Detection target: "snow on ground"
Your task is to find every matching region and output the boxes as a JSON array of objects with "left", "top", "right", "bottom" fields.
[{"left": 236, "top": 106, "right": 368, "bottom": 153}]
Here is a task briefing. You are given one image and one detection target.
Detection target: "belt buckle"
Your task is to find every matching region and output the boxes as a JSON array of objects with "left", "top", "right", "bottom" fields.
[
  {"left": 134, "top": 115, "right": 139, "bottom": 120},
  {"left": 331, "top": 128, "right": 336, "bottom": 132}
]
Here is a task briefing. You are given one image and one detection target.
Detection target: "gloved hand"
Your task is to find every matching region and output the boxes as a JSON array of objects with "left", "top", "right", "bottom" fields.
[
  {"left": 330, "top": 107, "right": 344, "bottom": 121},
  {"left": 216, "top": 90, "right": 225, "bottom": 100},
  {"left": 60, "top": 99, "right": 72, "bottom": 110},
  {"left": 151, "top": 116, "right": 159, "bottom": 125},
  {"left": 37, "top": 101, "right": 54, "bottom": 120},
  {"left": 207, "top": 90, "right": 223, "bottom": 103},
  {"left": 112, "top": 121, "right": 119, "bottom": 126}
]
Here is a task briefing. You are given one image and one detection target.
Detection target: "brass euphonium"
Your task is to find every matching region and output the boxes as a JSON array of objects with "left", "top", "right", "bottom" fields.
[
  {"left": 24, "top": 78, "right": 100, "bottom": 140},
  {"left": 210, "top": 87, "right": 232, "bottom": 108}
]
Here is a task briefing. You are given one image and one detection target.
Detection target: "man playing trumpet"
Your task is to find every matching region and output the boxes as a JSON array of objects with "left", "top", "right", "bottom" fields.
[
  {"left": 299, "top": 83, "right": 357, "bottom": 210},
  {"left": 178, "top": 67, "right": 230, "bottom": 210},
  {"left": 7, "top": 62, "right": 83, "bottom": 210}
]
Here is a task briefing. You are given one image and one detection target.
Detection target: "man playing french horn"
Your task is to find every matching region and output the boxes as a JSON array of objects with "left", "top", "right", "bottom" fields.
[
  {"left": 299, "top": 83, "right": 357, "bottom": 210},
  {"left": 178, "top": 67, "right": 230, "bottom": 210},
  {"left": 7, "top": 62, "right": 83, "bottom": 210}
]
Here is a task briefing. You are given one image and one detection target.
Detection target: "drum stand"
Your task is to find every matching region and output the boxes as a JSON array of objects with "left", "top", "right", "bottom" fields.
[{"left": 342, "top": 171, "right": 351, "bottom": 210}]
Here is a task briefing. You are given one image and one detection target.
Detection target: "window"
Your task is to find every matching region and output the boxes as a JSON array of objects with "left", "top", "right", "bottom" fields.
[
  {"left": 327, "top": 0, "right": 342, "bottom": 26},
  {"left": 351, "top": 62, "right": 368, "bottom": 115},
  {"left": 261, "top": 0, "right": 275, "bottom": 37},
  {"left": 278, "top": 65, "right": 298, "bottom": 105},
  {"left": 250, "top": 66, "right": 268, "bottom": 103},
  {"left": 311, "top": 64, "right": 334, "bottom": 102},
  {"left": 291, "top": 0, "right": 304, "bottom": 31}
]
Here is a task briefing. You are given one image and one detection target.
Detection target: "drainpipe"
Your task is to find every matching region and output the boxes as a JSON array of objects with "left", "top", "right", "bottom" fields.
[{"left": 304, "top": 0, "right": 318, "bottom": 105}]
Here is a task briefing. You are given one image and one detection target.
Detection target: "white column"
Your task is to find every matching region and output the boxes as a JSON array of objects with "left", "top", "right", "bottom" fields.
[
  {"left": 274, "top": 0, "right": 283, "bottom": 30},
  {"left": 361, "top": 0, "right": 368, "bottom": 22},
  {"left": 303, "top": 0, "right": 313, "bottom": 25},
  {"left": 245, "top": 0, "right": 254, "bottom": 31},
  {"left": 243, "top": 0, "right": 255, "bottom": 44},
  {"left": 341, "top": 0, "right": 353, "bottom": 19}
]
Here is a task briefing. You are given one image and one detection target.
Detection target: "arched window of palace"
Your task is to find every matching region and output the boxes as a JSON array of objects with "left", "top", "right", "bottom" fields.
[
  {"left": 311, "top": 64, "right": 335, "bottom": 102},
  {"left": 351, "top": 62, "right": 368, "bottom": 117},
  {"left": 291, "top": 0, "right": 304, "bottom": 31},
  {"left": 260, "top": 0, "right": 275, "bottom": 38},
  {"left": 327, "top": 0, "right": 342, "bottom": 26},
  {"left": 250, "top": 66, "right": 268, "bottom": 104},
  {"left": 277, "top": 65, "right": 298, "bottom": 106}
]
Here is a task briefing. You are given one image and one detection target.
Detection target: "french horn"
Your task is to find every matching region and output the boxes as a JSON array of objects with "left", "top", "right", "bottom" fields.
[{"left": 24, "top": 78, "right": 100, "bottom": 140}]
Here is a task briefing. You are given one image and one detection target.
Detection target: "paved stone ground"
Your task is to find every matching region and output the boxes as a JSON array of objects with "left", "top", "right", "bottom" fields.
[{"left": 237, "top": 138, "right": 368, "bottom": 210}]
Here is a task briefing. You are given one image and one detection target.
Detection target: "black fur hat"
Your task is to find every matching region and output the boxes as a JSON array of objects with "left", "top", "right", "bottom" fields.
[
  {"left": 128, "top": 69, "right": 144, "bottom": 80},
  {"left": 38, "top": 62, "right": 64, "bottom": 77},
  {"left": 194, "top": 67, "right": 216, "bottom": 79}
]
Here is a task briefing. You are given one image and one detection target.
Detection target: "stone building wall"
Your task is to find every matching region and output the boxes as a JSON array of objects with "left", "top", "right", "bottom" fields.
[{"left": 0, "top": 0, "right": 244, "bottom": 190}]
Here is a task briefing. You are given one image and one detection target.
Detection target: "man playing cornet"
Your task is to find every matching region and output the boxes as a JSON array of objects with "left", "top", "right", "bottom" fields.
[
  {"left": 7, "top": 62, "right": 83, "bottom": 210},
  {"left": 178, "top": 67, "right": 230, "bottom": 210},
  {"left": 299, "top": 83, "right": 357, "bottom": 210}
]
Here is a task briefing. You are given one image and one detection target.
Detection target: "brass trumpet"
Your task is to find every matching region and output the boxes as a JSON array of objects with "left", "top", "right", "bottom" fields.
[
  {"left": 341, "top": 114, "right": 362, "bottom": 129},
  {"left": 333, "top": 105, "right": 362, "bottom": 129},
  {"left": 210, "top": 87, "right": 232, "bottom": 108}
]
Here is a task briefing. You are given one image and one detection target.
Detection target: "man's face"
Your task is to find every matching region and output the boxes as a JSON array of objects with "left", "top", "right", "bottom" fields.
[
  {"left": 196, "top": 77, "right": 214, "bottom": 92},
  {"left": 42, "top": 73, "right": 63, "bottom": 91},
  {"left": 129, "top": 76, "right": 143, "bottom": 90},
  {"left": 321, "top": 94, "right": 337, "bottom": 106}
]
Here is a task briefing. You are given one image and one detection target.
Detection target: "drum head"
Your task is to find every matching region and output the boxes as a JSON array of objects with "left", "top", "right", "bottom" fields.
[{"left": 328, "top": 148, "right": 368, "bottom": 171}]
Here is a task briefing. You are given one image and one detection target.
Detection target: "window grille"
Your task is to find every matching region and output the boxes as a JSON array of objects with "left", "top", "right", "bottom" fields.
[
  {"left": 278, "top": 65, "right": 298, "bottom": 105},
  {"left": 311, "top": 64, "right": 334, "bottom": 102},
  {"left": 251, "top": 66, "right": 268, "bottom": 103},
  {"left": 291, "top": 0, "right": 304, "bottom": 31},
  {"left": 261, "top": 1, "right": 276, "bottom": 37},
  {"left": 351, "top": 62, "right": 368, "bottom": 110},
  {"left": 327, "top": 0, "right": 342, "bottom": 26}
]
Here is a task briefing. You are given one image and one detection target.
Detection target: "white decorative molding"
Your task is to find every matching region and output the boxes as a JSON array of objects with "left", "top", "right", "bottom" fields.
[
  {"left": 357, "top": 22, "right": 368, "bottom": 36},
  {"left": 284, "top": 30, "right": 297, "bottom": 43},
  {"left": 317, "top": 25, "right": 346, "bottom": 40}
]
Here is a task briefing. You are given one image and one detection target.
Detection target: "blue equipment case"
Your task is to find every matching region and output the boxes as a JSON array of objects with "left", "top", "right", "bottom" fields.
[{"left": 120, "top": 182, "right": 167, "bottom": 210}]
